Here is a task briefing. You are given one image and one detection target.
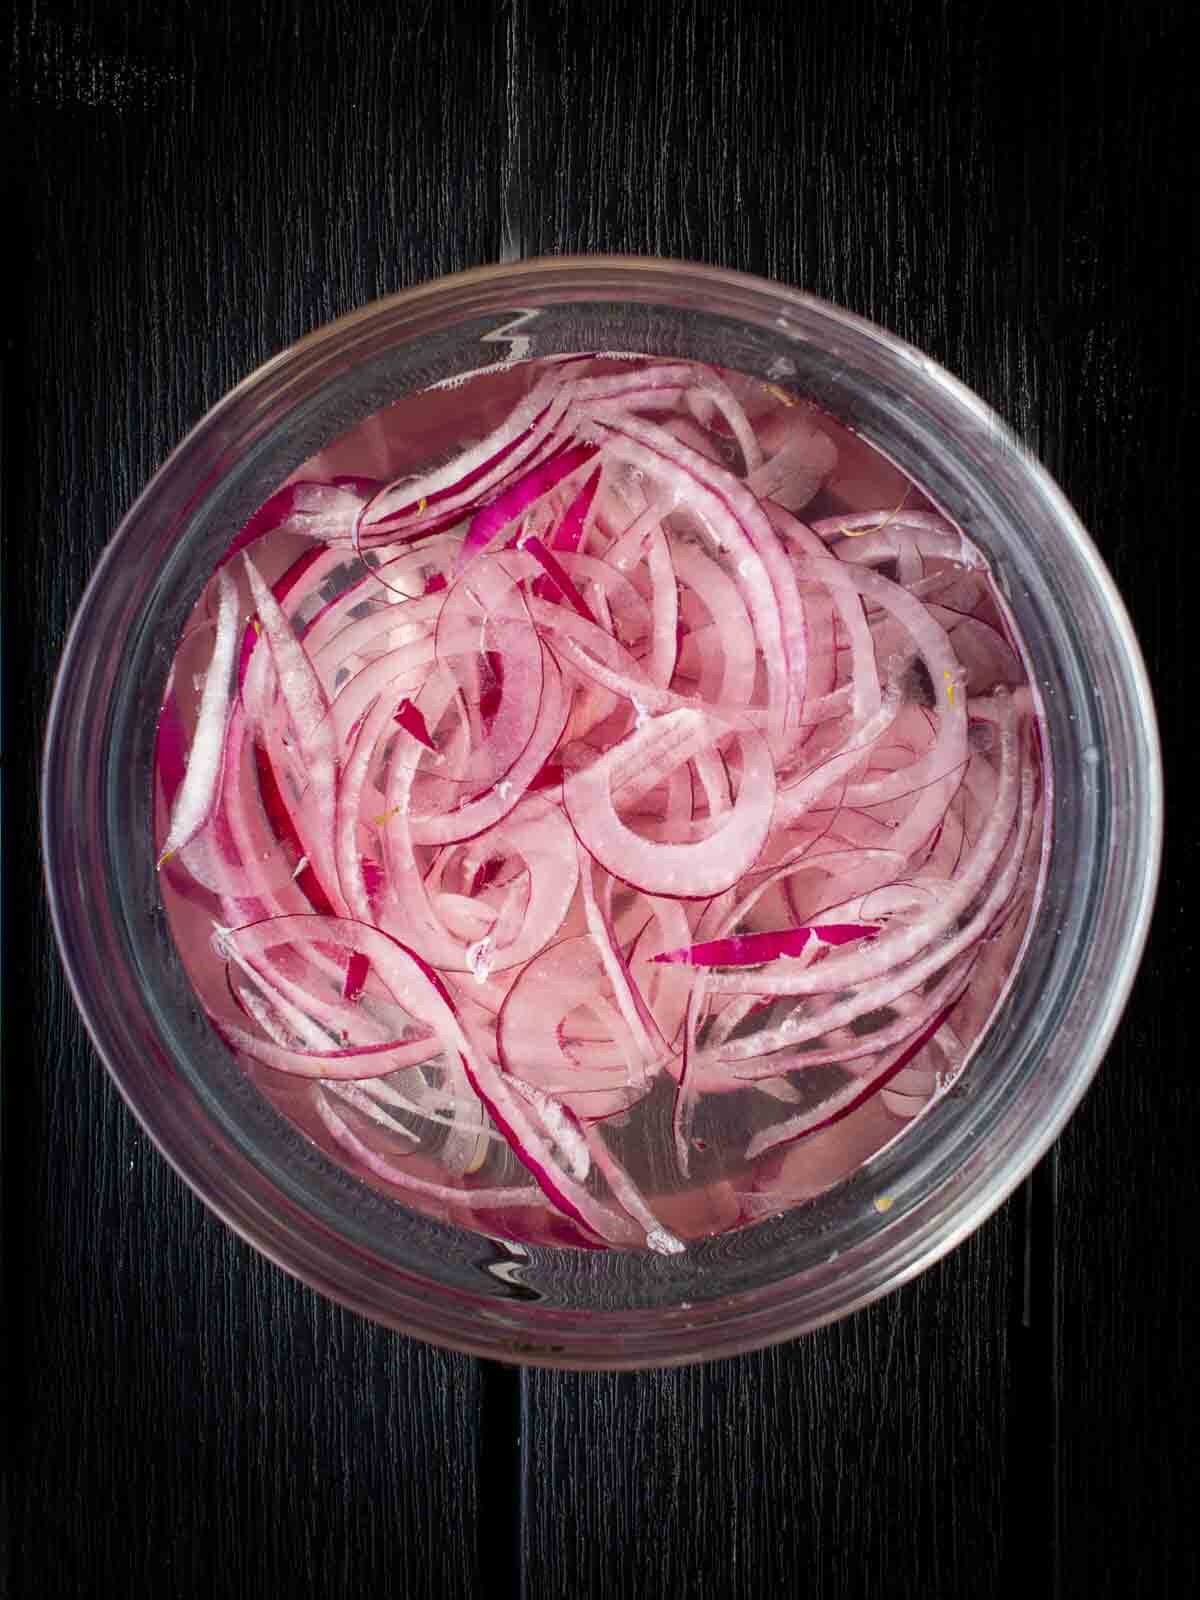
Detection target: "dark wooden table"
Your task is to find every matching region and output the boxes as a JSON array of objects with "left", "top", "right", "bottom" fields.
[{"left": 6, "top": 3, "right": 1196, "bottom": 1595}]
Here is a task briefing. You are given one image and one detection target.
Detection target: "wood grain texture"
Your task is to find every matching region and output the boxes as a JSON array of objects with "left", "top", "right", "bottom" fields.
[
  {"left": 4, "top": 1, "right": 1196, "bottom": 1597},
  {"left": 506, "top": 2, "right": 1195, "bottom": 1597},
  {"left": 521, "top": 1223, "right": 1022, "bottom": 1600},
  {"left": 4, "top": 3, "right": 506, "bottom": 1596},
  {"left": 1035, "top": 10, "right": 1198, "bottom": 1591}
]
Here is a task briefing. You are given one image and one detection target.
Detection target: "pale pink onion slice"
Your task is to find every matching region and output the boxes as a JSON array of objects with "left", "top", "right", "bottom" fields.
[
  {"left": 161, "top": 358, "right": 1046, "bottom": 1251},
  {"left": 707, "top": 706, "right": 1022, "bottom": 999},
  {"left": 315, "top": 1091, "right": 539, "bottom": 1207},
  {"left": 358, "top": 371, "right": 572, "bottom": 537},
  {"left": 243, "top": 555, "right": 346, "bottom": 911},
  {"left": 459, "top": 1046, "right": 641, "bottom": 1246},
  {"left": 581, "top": 1122, "right": 685, "bottom": 1255},
  {"left": 520, "top": 535, "right": 598, "bottom": 623},
  {"left": 579, "top": 852, "right": 668, "bottom": 1062},
  {"left": 591, "top": 415, "right": 802, "bottom": 737},
  {"left": 645, "top": 528, "right": 680, "bottom": 688},
  {"left": 158, "top": 569, "right": 240, "bottom": 865},
  {"left": 221, "top": 480, "right": 373, "bottom": 563},
  {"left": 173, "top": 705, "right": 303, "bottom": 908},
  {"left": 222, "top": 1023, "right": 444, "bottom": 1081},
  {"left": 717, "top": 953, "right": 976, "bottom": 1077},
  {"left": 669, "top": 544, "right": 758, "bottom": 707},
  {"left": 565, "top": 713, "right": 775, "bottom": 897},
  {"left": 708, "top": 748, "right": 1034, "bottom": 1044},
  {"left": 409, "top": 650, "right": 568, "bottom": 846},
  {"left": 746, "top": 417, "right": 837, "bottom": 510},
  {"left": 744, "top": 995, "right": 967, "bottom": 1160},
  {"left": 497, "top": 935, "right": 651, "bottom": 1083}
]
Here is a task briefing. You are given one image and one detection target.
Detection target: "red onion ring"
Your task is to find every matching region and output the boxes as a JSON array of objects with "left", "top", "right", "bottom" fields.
[{"left": 157, "top": 358, "right": 1048, "bottom": 1251}]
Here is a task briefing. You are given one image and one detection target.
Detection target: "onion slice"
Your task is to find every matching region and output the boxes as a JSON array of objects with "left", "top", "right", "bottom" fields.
[
  {"left": 564, "top": 715, "right": 776, "bottom": 897},
  {"left": 159, "top": 355, "right": 1047, "bottom": 1254},
  {"left": 158, "top": 569, "right": 239, "bottom": 865},
  {"left": 652, "top": 923, "right": 879, "bottom": 968}
]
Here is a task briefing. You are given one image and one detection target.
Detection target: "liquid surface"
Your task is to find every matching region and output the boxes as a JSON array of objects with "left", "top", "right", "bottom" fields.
[{"left": 156, "top": 357, "right": 1047, "bottom": 1251}]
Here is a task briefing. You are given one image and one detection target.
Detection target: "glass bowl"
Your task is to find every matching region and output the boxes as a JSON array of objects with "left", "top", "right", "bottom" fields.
[{"left": 41, "top": 258, "right": 1162, "bottom": 1369}]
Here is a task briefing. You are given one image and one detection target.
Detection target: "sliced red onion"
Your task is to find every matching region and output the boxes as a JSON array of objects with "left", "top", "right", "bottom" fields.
[
  {"left": 744, "top": 996, "right": 966, "bottom": 1160},
  {"left": 718, "top": 952, "right": 974, "bottom": 1076},
  {"left": 342, "top": 951, "right": 370, "bottom": 1001},
  {"left": 542, "top": 463, "right": 602, "bottom": 561},
  {"left": 497, "top": 935, "right": 650, "bottom": 1083},
  {"left": 243, "top": 555, "right": 345, "bottom": 911},
  {"left": 160, "top": 357, "right": 1047, "bottom": 1252},
  {"left": 220, "top": 480, "right": 372, "bottom": 565},
  {"left": 393, "top": 697, "right": 438, "bottom": 751},
  {"left": 157, "top": 569, "right": 239, "bottom": 865},
  {"left": 706, "top": 704, "right": 1022, "bottom": 1000},
  {"left": 581, "top": 1122, "right": 685, "bottom": 1254},
  {"left": 221, "top": 1022, "right": 444, "bottom": 1081},
  {"left": 746, "top": 417, "right": 838, "bottom": 510},
  {"left": 645, "top": 528, "right": 679, "bottom": 688},
  {"left": 409, "top": 651, "right": 568, "bottom": 846},
  {"left": 315, "top": 1091, "right": 540, "bottom": 1208},
  {"left": 520, "top": 535, "right": 598, "bottom": 623},
  {"left": 670, "top": 544, "right": 758, "bottom": 706},
  {"left": 458, "top": 1041, "right": 641, "bottom": 1247},
  {"left": 358, "top": 371, "right": 571, "bottom": 537},
  {"left": 671, "top": 992, "right": 701, "bottom": 1176},
  {"left": 593, "top": 414, "right": 804, "bottom": 739},
  {"left": 652, "top": 923, "right": 879, "bottom": 968},
  {"left": 456, "top": 441, "right": 597, "bottom": 573},
  {"left": 348, "top": 1063, "right": 499, "bottom": 1173},
  {"left": 774, "top": 687, "right": 903, "bottom": 828},
  {"left": 564, "top": 715, "right": 776, "bottom": 897},
  {"left": 579, "top": 852, "right": 668, "bottom": 1062},
  {"left": 712, "top": 757, "right": 1035, "bottom": 1060}
]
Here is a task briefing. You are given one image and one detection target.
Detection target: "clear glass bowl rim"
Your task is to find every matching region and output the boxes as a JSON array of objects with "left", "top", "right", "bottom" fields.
[{"left": 41, "top": 256, "right": 1163, "bottom": 1368}]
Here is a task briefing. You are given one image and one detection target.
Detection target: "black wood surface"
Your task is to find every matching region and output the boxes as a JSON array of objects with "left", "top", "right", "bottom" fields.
[{"left": 5, "top": 3, "right": 1195, "bottom": 1597}]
